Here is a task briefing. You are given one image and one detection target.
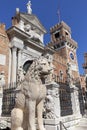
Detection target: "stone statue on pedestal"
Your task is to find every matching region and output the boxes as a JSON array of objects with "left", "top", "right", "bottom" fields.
[
  {"left": 11, "top": 56, "right": 51, "bottom": 130},
  {"left": 27, "top": 1, "right": 32, "bottom": 14}
]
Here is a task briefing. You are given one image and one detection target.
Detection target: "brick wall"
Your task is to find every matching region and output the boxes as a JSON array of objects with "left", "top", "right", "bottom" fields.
[
  {"left": 0, "top": 24, "right": 9, "bottom": 85},
  {"left": 55, "top": 47, "right": 67, "bottom": 59},
  {"left": 53, "top": 52, "right": 67, "bottom": 80}
]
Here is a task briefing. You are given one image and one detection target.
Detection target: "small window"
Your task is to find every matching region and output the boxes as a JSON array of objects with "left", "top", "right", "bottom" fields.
[
  {"left": 70, "top": 52, "right": 74, "bottom": 60},
  {"left": 55, "top": 32, "right": 60, "bottom": 38},
  {"left": 65, "top": 31, "right": 68, "bottom": 36},
  {"left": 59, "top": 70, "right": 63, "bottom": 80}
]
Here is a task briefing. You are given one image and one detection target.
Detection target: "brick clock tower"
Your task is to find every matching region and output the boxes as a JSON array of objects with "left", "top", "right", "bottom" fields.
[{"left": 49, "top": 21, "right": 79, "bottom": 79}]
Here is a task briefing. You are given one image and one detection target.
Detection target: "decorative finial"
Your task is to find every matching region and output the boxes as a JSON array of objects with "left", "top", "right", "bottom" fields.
[
  {"left": 16, "top": 8, "right": 20, "bottom": 14},
  {"left": 27, "top": 1, "right": 32, "bottom": 14}
]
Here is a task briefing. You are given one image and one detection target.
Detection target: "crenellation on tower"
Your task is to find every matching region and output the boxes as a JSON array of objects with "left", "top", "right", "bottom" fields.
[{"left": 50, "top": 21, "right": 71, "bottom": 34}]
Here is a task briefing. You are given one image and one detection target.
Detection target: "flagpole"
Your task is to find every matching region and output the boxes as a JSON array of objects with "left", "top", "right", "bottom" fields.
[{"left": 57, "top": 0, "right": 61, "bottom": 23}]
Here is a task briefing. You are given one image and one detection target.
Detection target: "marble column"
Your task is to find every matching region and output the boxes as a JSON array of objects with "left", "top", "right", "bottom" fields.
[
  {"left": 8, "top": 47, "right": 12, "bottom": 86},
  {"left": 18, "top": 50, "right": 22, "bottom": 69},
  {"left": 11, "top": 47, "right": 17, "bottom": 87},
  {"left": 71, "top": 85, "right": 81, "bottom": 118},
  {"left": 17, "top": 49, "right": 23, "bottom": 84}
]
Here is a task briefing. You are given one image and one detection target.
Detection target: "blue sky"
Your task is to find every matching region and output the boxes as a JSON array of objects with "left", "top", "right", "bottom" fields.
[{"left": 0, "top": 0, "right": 87, "bottom": 74}]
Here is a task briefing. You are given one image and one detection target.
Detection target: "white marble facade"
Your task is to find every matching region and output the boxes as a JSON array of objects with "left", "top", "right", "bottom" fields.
[
  {"left": 7, "top": 2, "right": 46, "bottom": 86},
  {"left": 8, "top": 36, "right": 44, "bottom": 86}
]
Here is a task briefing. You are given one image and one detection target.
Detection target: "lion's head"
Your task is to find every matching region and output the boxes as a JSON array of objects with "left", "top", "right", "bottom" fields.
[
  {"left": 37, "top": 57, "right": 51, "bottom": 76},
  {"left": 25, "top": 56, "right": 51, "bottom": 83}
]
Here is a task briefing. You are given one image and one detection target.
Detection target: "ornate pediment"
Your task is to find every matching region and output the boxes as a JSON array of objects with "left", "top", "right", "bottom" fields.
[{"left": 20, "top": 13, "right": 46, "bottom": 34}]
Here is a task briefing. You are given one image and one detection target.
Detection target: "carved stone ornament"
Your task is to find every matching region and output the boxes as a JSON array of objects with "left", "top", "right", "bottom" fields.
[{"left": 44, "top": 83, "right": 59, "bottom": 119}]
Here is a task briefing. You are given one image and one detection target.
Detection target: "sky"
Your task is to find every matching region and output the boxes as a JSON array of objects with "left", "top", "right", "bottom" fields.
[{"left": 0, "top": 0, "right": 87, "bottom": 75}]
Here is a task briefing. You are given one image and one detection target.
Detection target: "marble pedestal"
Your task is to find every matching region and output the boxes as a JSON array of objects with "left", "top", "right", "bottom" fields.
[
  {"left": 43, "top": 82, "right": 82, "bottom": 130},
  {"left": 43, "top": 115, "right": 81, "bottom": 130}
]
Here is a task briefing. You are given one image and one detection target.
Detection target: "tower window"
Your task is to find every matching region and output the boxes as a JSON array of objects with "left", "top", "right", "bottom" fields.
[
  {"left": 59, "top": 70, "right": 63, "bottom": 80},
  {"left": 70, "top": 52, "right": 74, "bottom": 60},
  {"left": 55, "top": 32, "right": 60, "bottom": 38},
  {"left": 65, "top": 31, "right": 68, "bottom": 36}
]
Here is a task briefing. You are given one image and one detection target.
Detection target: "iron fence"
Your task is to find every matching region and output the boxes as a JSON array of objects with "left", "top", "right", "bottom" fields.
[
  {"left": 60, "top": 121, "right": 68, "bottom": 130},
  {"left": 2, "top": 87, "right": 16, "bottom": 116},
  {"left": 1, "top": 77, "right": 85, "bottom": 117}
]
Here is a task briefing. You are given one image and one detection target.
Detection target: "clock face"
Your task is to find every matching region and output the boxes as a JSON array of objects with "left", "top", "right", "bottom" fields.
[{"left": 70, "top": 52, "right": 74, "bottom": 60}]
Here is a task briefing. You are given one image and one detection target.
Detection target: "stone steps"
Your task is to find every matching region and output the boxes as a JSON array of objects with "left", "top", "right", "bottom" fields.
[{"left": 70, "top": 117, "right": 87, "bottom": 130}]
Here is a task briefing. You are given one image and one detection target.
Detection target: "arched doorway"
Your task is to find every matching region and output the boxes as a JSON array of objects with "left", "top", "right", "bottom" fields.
[{"left": 23, "top": 60, "right": 33, "bottom": 73}]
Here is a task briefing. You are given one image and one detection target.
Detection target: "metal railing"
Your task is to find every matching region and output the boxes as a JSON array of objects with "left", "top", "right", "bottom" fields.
[
  {"left": 53, "top": 74, "right": 67, "bottom": 84},
  {"left": 60, "top": 121, "right": 68, "bottom": 130},
  {"left": 53, "top": 74, "right": 81, "bottom": 86},
  {"left": 2, "top": 86, "right": 17, "bottom": 116}
]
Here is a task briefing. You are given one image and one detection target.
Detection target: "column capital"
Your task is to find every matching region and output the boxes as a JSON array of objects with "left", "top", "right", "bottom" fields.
[{"left": 11, "top": 37, "right": 24, "bottom": 49}]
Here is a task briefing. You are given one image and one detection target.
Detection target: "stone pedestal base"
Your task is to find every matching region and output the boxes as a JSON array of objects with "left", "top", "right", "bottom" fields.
[
  {"left": 44, "top": 119, "right": 59, "bottom": 130},
  {"left": 43, "top": 115, "right": 82, "bottom": 130},
  {"left": 0, "top": 115, "right": 82, "bottom": 130}
]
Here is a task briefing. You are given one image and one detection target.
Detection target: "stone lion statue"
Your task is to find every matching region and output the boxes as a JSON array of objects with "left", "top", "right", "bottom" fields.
[{"left": 11, "top": 56, "right": 51, "bottom": 130}]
